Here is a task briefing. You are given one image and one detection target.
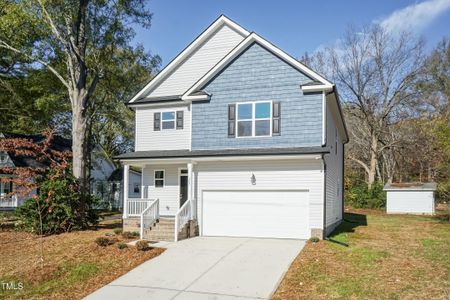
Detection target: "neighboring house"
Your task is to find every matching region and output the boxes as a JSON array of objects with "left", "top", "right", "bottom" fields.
[
  {"left": 117, "top": 15, "right": 348, "bottom": 242},
  {"left": 384, "top": 182, "right": 437, "bottom": 215},
  {"left": 93, "top": 167, "right": 142, "bottom": 211},
  {"left": 0, "top": 133, "right": 135, "bottom": 210}
]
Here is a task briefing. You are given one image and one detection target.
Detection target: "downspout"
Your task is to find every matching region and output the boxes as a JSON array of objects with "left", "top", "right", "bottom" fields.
[{"left": 322, "top": 153, "right": 327, "bottom": 239}]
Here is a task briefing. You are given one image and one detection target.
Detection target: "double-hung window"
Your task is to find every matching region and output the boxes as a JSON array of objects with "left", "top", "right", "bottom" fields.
[
  {"left": 161, "top": 112, "right": 175, "bottom": 130},
  {"left": 154, "top": 170, "right": 165, "bottom": 188},
  {"left": 154, "top": 111, "right": 184, "bottom": 131},
  {"left": 237, "top": 101, "right": 272, "bottom": 137}
]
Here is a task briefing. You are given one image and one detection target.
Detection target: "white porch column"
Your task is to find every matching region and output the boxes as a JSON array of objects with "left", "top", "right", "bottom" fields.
[
  {"left": 123, "top": 164, "right": 129, "bottom": 219},
  {"left": 187, "top": 162, "right": 194, "bottom": 218}
]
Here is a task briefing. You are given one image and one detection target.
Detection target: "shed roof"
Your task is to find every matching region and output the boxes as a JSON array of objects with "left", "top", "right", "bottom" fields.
[
  {"left": 383, "top": 182, "right": 437, "bottom": 191},
  {"left": 115, "top": 146, "right": 329, "bottom": 160}
]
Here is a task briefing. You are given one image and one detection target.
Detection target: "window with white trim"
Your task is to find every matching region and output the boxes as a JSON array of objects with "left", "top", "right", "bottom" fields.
[
  {"left": 161, "top": 112, "right": 175, "bottom": 130},
  {"left": 0, "top": 152, "right": 7, "bottom": 163},
  {"left": 0, "top": 181, "right": 12, "bottom": 198},
  {"left": 154, "top": 170, "right": 165, "bottom": 188},
  {"left": 236, "top": 101, "right": 272, "bottom": 137}
]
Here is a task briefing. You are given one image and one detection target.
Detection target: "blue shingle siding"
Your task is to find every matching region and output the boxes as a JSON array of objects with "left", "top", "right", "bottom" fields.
[{"left": 191, "top": 43, "right": 323, "bottom": 150}]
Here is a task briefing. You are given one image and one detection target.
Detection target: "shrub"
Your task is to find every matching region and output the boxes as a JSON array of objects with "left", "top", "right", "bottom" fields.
[
  {"left": 122, "top": 231, "right": 134, "bottom": 239},
  {"left": 95, "top": 237, "right": 111, "bottom": 247},
  {"left": 122, "top": 231, "right": 140, "bottom": 239},
  {"left": 95, "top": 237, "right": 117, "bottom": 247},
  {"left": 15, "top": 169, "right": 99, "bottom": 234},
  {"left": 113, "top": 228, "right": 123, "bottom": 235},
  {"left": 118, "top": 243, "right": 128, "bottom": 249},
  {"left": 135, "top": 240, "right": 150, "bottom": 251},
  {"left": 309, "top": 237, "right": 320, "bottom": 243},
  {"left": 436, "top": 181, "right": 450, "bottom": 203},
  {"left": 345, "top": 181, "right": 386, "bottom": 209}
]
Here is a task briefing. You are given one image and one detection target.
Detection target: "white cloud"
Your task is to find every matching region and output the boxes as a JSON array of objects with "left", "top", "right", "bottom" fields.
[{"left": 379, "top": 0, "right": 450, "bottom": 33}]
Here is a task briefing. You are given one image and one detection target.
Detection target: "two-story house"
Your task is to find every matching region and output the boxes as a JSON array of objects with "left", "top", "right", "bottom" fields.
[{"left": 117, "top": 15, "right": 348, "bottom": 242}]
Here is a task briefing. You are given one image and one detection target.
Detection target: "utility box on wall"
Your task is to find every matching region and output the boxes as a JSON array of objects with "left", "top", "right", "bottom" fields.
[{"left": 384, "top": 182, "right": 437, "bottom": 215}]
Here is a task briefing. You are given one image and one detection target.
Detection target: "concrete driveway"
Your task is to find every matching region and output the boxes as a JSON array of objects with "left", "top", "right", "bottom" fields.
[{"left": 86, "top": 237, "right": 305, "bottom": 300}]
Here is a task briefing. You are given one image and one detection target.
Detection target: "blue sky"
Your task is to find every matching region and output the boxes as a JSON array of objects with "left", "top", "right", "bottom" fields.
[{"left": 134, "top": 0, "right": 450, "bottom": 68}]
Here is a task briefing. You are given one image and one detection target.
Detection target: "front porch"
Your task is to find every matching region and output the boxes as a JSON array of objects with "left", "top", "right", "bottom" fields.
[
  {"left": 0, "top": 195, "right": 19, "bottom": 210},
  {"left": 121, "top": 162, "right": 198, "bottom": 242}
]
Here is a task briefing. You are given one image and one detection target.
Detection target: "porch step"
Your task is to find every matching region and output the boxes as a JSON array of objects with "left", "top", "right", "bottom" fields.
[
  {"left": 143, "top": 218, "right": 193, "bottom": 242},
  {"left": 143, "top": 218, "right": 176, "bottom": 242}
]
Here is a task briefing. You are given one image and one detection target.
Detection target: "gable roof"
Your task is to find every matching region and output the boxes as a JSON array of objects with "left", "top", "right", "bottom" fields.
[
  {"left": 182, "top": 33, "right": 334, "bottom": 101},
  {"left": 129, "top": 15, "right": 249, "bottom": 103},
  {"left": 127, "top": 15, "right": 348, "bottom": 142}
]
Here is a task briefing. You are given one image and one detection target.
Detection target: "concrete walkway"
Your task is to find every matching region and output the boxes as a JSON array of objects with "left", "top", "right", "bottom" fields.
[{"left": 85, "top": 237, "right": 305, "bottom": 300}]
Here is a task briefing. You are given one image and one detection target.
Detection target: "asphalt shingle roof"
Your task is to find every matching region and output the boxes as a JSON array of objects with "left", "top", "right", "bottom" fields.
[{"left": 115, "top": 146, "right": 329, "bottom": 160}]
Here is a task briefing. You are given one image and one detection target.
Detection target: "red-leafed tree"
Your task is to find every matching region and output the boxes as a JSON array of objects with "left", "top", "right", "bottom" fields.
[
  {"left": 0, "top": 130, "right": 71, "bottom": 197},
  {"left": 0, "top": 130, "right": 98, "bottom": 235}
]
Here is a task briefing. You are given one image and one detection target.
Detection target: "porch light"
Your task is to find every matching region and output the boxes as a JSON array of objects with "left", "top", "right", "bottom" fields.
[{"left": 251, "top": 173, "right": 256, "bottom": 185}]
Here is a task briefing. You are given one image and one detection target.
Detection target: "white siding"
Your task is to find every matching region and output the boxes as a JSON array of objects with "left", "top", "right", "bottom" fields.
[
  {"left": 135, "top": 105, "right": 191, "bottom": 151},
  {"left": 142, "top": 164, "right": 185, "bottom": 216},
  {"left": 387, "top": 191, "right": 435, "bottom": 214},
  {"left": 195, "top": 159, "right": 324, "bottom": 238},
  {"left": 147, "top": 24, "right": 246, "bottom": 97},
  {"left": 324, "top": 98, "right": 344, "bottom": 233}
]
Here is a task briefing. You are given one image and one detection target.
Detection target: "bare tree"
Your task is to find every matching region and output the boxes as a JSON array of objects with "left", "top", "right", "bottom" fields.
[{"left": 323, "top": 25, "right": 424, "bottom": 188}]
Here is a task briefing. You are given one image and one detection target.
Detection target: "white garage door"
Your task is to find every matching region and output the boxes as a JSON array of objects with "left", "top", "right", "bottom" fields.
[{"left": 202, "top": 190, "right": 309, "bottom": 239}]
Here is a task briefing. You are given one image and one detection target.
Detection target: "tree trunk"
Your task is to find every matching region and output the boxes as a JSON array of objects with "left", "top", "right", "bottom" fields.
[
  {"left": 368, "top": 134, "right": 378, "bottom": 189},
  {"left": 71, "top": 89, "right": 89, "bottom": 207}
]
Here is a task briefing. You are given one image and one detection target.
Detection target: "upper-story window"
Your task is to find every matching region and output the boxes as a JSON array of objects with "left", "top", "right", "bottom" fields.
[
  {"left": 236, "top": 101, "right": 272, "bottom": 137},
  {"left": 228, "top": 101, "right": 280, "bottom": 138},
  {"left": 154, "top": 111, "right": 184, "bottom": 131},
  {"left": 0, "top": 152, "right": 8, "bottom": 163},
  {"left": 162, "top": 112, "right": 175, "bottom": 129}
]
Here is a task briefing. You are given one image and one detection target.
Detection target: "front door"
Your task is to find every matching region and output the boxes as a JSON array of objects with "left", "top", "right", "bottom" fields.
[{"left": 179, "top": 170, "right": 188, "bottom": 207}]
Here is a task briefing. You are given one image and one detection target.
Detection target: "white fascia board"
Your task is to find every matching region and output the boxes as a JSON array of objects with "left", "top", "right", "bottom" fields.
[
  {"left": 327, "top": 92, "right": 349, "bottom": 143},
  {"left": 129, "top": 15, "right": 249, "bottom": 104},
  {"left": 119, "top": 154, "right": 322, "bottom": 166},
  {"left": 183, "top": 33, "right": 334, "bottom": 100},
  {"left": 191, "top": 154, "right": 322, "bottom": 162},
  {"left": 301, "top": 85, "right": 334, "bottom": 92},
  {"left": 127, "top": 102, "right": 189, "bottom": 109},
  {"left": 183, "top": 94, "right": 211, "bottom": 102}
]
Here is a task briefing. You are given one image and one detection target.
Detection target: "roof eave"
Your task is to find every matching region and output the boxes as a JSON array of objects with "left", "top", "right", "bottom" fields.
[{"left": 301, "top": 84, "right": 334, "bottom": 93}]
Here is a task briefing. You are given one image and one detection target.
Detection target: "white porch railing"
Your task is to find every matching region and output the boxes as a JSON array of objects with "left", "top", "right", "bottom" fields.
[
  {"left": 174, "top": 198, "right": 194, "bottom": 242},
  {"left": 127, "top": 198, "right": 154, "bottom": 217},
  {"left": 0, "top": 195, "right": 18, "bottom": 208},
  {"left": 140, "top": 199, "right": 159, "bottom": 239}
]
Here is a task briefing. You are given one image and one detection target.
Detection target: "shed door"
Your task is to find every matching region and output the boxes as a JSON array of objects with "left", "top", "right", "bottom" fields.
[{"left": 202, "top": 190, "right": 309, "bottom": 239}]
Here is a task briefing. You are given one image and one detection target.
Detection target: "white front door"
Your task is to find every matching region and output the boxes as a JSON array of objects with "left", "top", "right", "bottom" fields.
[{"left": 202, "top": 190, "right": 309, "bottom": 239}]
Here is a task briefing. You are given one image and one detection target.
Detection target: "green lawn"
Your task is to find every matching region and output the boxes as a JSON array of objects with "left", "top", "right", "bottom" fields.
[{"left": 273, "top": 209, "right": 450, "bottom": 300}]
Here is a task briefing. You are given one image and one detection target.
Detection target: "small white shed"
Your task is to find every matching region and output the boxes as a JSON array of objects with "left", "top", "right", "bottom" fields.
[{"left": 384, "top": 182, "right": 437, "bottom": 215}]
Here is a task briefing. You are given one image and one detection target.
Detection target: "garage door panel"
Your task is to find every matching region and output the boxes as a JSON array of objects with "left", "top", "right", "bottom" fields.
[{"left": 202, "top": 190, "right": 309, "bottom": 239}]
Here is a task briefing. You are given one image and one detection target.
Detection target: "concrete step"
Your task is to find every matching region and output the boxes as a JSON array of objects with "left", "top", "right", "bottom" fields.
[
  {"left": 157, "top": 219, "right": 175, "bottom": 225},
  {"left": 147, "top": 226, "right": 174, "bottom": 232},
  {"left": 145, "top": 230, "right": 174, "bottom": 235}
]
